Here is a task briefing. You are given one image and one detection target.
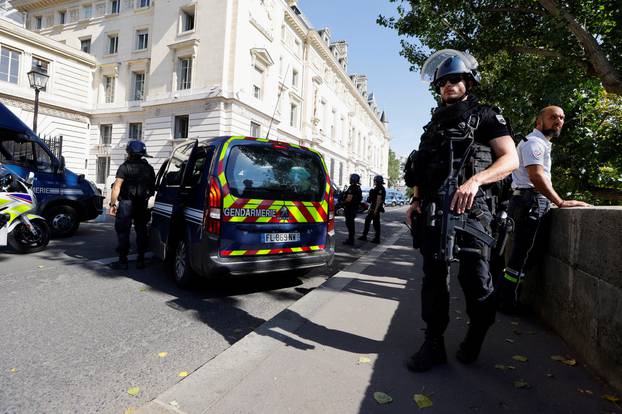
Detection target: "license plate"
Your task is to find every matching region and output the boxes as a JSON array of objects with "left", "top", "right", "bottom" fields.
[{"left": 263, "top": 232, "right": 300, "bottom": 243}]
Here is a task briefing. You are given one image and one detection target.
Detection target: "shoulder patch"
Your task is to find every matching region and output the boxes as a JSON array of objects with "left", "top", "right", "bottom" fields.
[
  {"left": 495, "top": 114, "right": 507, "bottom": 125},
  {"left": 531, "top": 148, "right": 543, "bottom": 160}
]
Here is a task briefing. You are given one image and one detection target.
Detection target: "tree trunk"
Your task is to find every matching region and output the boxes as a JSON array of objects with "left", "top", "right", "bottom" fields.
[{"left": 538, "top": 0, "right": 622, "bottom": 95}]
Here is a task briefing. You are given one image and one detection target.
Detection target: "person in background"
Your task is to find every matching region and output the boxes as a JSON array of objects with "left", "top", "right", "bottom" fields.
[
  {"left": 342, "top": 173, "right": 362, "bottom": 246},
  {"left": 359, "top": 175, "right": 386, "bottom": 243}
]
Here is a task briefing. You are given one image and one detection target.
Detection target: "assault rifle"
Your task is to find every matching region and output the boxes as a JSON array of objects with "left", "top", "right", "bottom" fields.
[{"left": 431, "top": 115, "right": 495, "bottom": 265}]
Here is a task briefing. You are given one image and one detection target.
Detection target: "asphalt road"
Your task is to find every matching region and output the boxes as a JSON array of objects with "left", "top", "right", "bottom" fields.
[{"left": 0, "top": 206, "right": 409, "bottom": 414}]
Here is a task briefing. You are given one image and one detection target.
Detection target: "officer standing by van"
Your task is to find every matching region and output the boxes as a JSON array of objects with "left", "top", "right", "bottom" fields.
[
  {"left": 496, "top": 106, "right": 589, "bottom": 313},
  {"left": 109, "top": 141, "right": 156, "bottom": 269},
  {"left": 342, "top": 173, "right": 362, "bottom": 246},
  {"left": 405, "top": 51, "right": 518, "bottom": 372},
  {"left": 359, "top": 175, "right": 386, "bottom": 243}
]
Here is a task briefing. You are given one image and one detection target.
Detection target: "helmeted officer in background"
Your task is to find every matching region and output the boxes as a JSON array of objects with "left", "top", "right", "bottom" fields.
[
  {"left": 109, "top": 140, "right": 156, "bottom": 269},
  {"left": 342, "top": 173, "right": 362, "bottom": 246},
  {"left": 496, "top": 106, "right": 589, "bottom": 313},
  {"left": 405, "top": 50, "right": 519, "bottom": 372},
  {"left": 359, "top": 175, "right": 386, "bottom": 243}
]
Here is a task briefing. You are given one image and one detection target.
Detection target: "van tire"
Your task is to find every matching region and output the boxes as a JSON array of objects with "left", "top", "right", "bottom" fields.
[
  {"left": 173, "top": 235, "right": 195, "bottom": 288},
  {"left": 45, "top": 205, "right": 79, "bottom": 237}
]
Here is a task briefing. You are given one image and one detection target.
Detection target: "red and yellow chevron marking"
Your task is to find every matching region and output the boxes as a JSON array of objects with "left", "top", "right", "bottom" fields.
[
  {"left": 221, "top": 244, "right": 325, "bottom": 257},
  {"left": 216, "top": 137, "right": 332, "bottom": 224}
]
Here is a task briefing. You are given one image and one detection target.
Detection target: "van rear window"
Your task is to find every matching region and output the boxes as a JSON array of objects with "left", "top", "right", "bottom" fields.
[{"left": 225, "top": 144, "right": 326, "bottom": 202}]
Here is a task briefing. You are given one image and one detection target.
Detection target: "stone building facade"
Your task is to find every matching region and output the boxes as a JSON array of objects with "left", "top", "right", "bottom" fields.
[{"left": 6, "top": 0, "right": 390, "bottom": 192}]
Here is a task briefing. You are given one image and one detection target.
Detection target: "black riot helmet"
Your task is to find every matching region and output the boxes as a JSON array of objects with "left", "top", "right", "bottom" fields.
[
  {"left": 126, "top": 140, "right": 151, "bottom": 158},
  {"left": 349, "top": 173, "right": 360, "bottom": 185},
  {"left": 373, "top": 175, "right": 384, "bottom": 186},
  {"left": 433, "top": 55, "right": 481, "bottom": 91}
]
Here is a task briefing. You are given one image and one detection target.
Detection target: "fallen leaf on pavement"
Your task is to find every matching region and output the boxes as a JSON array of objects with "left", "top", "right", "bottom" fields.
[
  {"left": 562, "top": 358, "right": 577, "bottom": 366},
  {"left": 169, "top": 401, "right": 179, "bottom": 407},
  {"left": 178, "top": 371, "right": 189, "bottom": 378},
  {"left": 358, "top": 356, "right": 372, "bottom": 364},
  {"left": 37, "top": 265, "right": 44, "bottom": 269},
  {"left": 602, "top": 394, "right": 620, "bottom": 403},
  {"left": 413, "top": 393, "right": 433, "bottom": 408},
  {"left": 127, "top": 387, "right": 140, "bottom": 397},
  {"left": 158, "top": 352, "right": 168, "bottom": 358},
  {"left": 550, "top": 355, "right": 565, "bottom": 361},
  {"left": 494, "top": 364, "right": 516, "bottom": 371},
  {"left": 546, "top": 373, "right": 555, "bottom": 378},
  {"left": 505, "top": 338, "right": 515, "bottom": 344},
  {"left": 373, "top": 392, "right": 393, "bottom": 404},
  {"left": 510, "top": 321, "right": 519, "bottom": 326},
  {"left": 139, "top": 287, "right": 149, "bottom": 292},
  {"left": 512, "top": 355, "right": 528, "bottom": 362},
  {"left": 123, "top": 408, "right": 136, "bottom": 414},
  {"left": 9, "top": 368, "right": 16, "bottom": 373},
  {"left": 514, "top": 380, "right": 531, "bottom": 389}
]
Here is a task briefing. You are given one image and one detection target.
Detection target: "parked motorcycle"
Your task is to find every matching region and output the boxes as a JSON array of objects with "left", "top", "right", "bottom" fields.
[{"left": 0, "top": 167, "right": 50, "bottom": 253}]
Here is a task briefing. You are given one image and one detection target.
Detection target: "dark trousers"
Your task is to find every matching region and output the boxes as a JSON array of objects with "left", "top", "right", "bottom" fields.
[
  {"left": 497, "top": 190, "right": 550, "bottom": 306},
  {"left": 345, "top": 210, "right": 356, "bottom": 242},
  {"left": 115, "top": 199, "right": 149, "bottom": 258},
  {"left": 362, "top": 211, "right": 380, "bottom": 239},
  {"left": 419, "top": 200, "right": 496, "bottom": 336}
]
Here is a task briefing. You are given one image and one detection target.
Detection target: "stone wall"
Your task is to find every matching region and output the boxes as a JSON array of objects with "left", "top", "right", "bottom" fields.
[{"left": 522, "top": 207, "right": 622, "bottom": 391}]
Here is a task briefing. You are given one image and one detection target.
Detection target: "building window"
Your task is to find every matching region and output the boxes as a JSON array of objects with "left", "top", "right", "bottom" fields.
[
  {"left": 100, "top": 124, "right": 112, "bottom": 145},
  {"left": 135, "top": 30, "right": 148, "bottom": 50},
  {"left": 250, "top": 121, "right": 261, "bottom": 137},
  {"left": 80, "top": 38, "right": 91, "bottom": 53},
  {"left": 138, "top": 0, "right": 150, "bottom": 8},
  {"left": 174, "top": 115, "right": 189, "bottom": 139},
  {"left": 34, "top": 16, "right": 42, "bottom": 29},
  {"left": 131, "top": 72, "right": 145, "bottom": 101},
  {"left": 177, "top": 57, "right": 192, "bottom": 90},
  {"left": 330, "top": 158, "right": 335, "bottom": 180},
  {"left": 82, "top": 4, "right": 92, "bottom": 19},
  {"left": 31, "top": 57, "right": 49, "bottom": 91},
  {"left": 252, "top": 65, "right": 264, "bottom": 99},
  {"left": 290, "top": 103, "right": 298, "bottom": 127},
  {"left": 107, "top": 34, "right": 118, "bottom": 54},
  {"left": 96, "top": 157, "right": 110, "bottom": 184},
  {"left": 58, "top": 10, "right": 66, "bottom": 24},
  {"left": 128, "top": 123, "right": 143, "bottom": 140},
  {"left": 110, "top": 0, "right": 120, "bottom": 14},
  {"left": 0, "top": 47, "right": 20, "bottom": 84},
  {"left": 292, "top": 68, "right": 299, "bottom": 88},
  {"left": 181, "top": 6, "right": 195, "bottom": 32},
  {"left": 103, "top": 75, "right": 115, "bottom": 103},
  {"left": 339, "top": 162, "right": 343, "bottom": 187}
]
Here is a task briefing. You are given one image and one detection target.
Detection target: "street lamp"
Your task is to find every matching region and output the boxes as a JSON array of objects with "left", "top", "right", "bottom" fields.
[{"left": 27, "top": 66, "right": 49, "bottom": 134}]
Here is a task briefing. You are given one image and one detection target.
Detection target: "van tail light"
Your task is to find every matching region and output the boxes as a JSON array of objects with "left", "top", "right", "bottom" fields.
[
  {"left": 204, "top": 176, "right": 222, "bottom": 235},
  {"left": 327, "top": 187, "right": 335, "bottom": 236}
]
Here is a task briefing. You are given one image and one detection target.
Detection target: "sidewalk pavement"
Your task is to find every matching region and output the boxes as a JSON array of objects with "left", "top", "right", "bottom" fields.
[{"left": 138, "top": 228, "right": 620, "bottom": 414}]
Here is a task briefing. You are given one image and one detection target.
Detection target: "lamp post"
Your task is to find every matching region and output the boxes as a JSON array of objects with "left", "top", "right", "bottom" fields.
[{"left": 27, "top": 66, "right": 49, "bottom": 134}]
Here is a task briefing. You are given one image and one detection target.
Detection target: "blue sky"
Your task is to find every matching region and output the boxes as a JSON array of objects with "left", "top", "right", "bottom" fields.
[{"left": 299, "top": 0, "right": 437, "bottom": 158}]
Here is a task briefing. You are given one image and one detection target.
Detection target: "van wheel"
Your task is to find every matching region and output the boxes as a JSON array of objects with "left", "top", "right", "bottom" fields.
[
  {"left": 173, "top": 236, "right": 195, "bottom": 288},
  {"left": 45, "top": 205, "right": 79, "bottom": 237}
]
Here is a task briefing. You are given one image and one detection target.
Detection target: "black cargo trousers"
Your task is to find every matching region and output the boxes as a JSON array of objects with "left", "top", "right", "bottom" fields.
[
  {"left": 115, "top": 198, "right": 150, "bottom": 258},
  {"left": 418, "top": 197, "right": 496, "bottom": 337},
  {"left": 496, "top": 189, "right": 551, "bottom": 308}
]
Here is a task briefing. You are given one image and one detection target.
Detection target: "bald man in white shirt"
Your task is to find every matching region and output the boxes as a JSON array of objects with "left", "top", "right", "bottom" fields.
[{"left": 497, "top": 106, "right": 589, "bottom": 313}]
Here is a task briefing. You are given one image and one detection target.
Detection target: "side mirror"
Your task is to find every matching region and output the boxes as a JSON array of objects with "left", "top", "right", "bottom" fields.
[
  {"left": 57, "top": 156, "right": 66, "bottom": 173},
  {"left": 26, "top": 172, "right": 35, "bottom": 186}
]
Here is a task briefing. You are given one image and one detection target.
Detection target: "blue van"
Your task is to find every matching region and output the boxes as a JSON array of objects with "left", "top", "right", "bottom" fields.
[
  {"left": 150, "top": 136, "right": 335, "bottom": 287},
  {"left": 0, "top": 102, "right": 103, "bottom": 236}
]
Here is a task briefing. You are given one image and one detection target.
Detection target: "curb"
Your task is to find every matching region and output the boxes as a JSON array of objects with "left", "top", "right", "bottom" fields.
[{"left": 137, "top": 227, "right": 409, "bottom": 414}]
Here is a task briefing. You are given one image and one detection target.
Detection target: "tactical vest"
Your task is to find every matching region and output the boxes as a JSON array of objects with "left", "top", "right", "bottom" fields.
[{"left": 120, "top": 159, "right": 155, "bottom": 200}]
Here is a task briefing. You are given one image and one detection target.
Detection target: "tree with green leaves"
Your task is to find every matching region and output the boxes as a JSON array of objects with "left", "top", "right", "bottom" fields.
[
  {"left": 378, "top": 0, "right": 622, "bottom": 203},
  {"left": 387, "top": 148, "right": 401, "bottom": 187}
]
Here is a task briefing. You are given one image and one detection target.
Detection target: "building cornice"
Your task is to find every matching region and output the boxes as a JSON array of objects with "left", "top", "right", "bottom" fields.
[
  {"left": 0, "top": 18, "right": 96, "bottom": 67},
  {"left": 11, "top": 0, "right": 74, "bottom": 13}
]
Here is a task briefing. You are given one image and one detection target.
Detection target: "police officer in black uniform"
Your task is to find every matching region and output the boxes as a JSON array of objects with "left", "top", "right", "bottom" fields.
[
  {"left": 109, "top": 141, "right": 156, "bottom": 269},
  {"left": 342, "top": 173, "right": 362, "bottom": 246},
  {"left": 359, "top": 175, "right": 386, "bottom": 243},
  {"left": 405, "top": 52, "right": 519, "bottom": 371}
]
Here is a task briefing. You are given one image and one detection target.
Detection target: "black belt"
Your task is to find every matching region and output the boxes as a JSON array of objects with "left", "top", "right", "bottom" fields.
[{"left": 512, "top": 188, "right": 536, "bottom": 196}]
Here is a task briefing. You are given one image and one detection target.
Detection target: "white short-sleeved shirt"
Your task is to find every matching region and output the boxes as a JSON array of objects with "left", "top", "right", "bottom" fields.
[{"left": 511, "top": 129, "right": 552, "bottom": 189}]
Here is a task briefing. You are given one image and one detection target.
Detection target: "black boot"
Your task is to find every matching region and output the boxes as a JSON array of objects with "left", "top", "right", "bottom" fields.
[
  {"left": 456, "top": 325, "right": 489, "bottom": 364},
  {"left": 111, "top": 255, "right": 129, "bottom": 270},
  {"left": 136, "top": 254, "right": 146, "bottom": 269},
  {"left": 406, "top": 335, "right": 447, "bottom": 372}
]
